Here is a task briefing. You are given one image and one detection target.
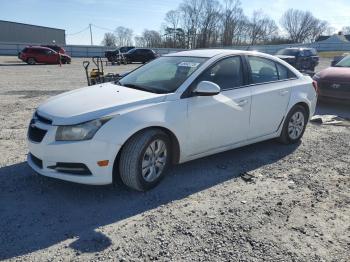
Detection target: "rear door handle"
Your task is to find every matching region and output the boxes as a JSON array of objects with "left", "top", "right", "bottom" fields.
[
  {"left": 236, "top": 99, "right": 248, "bottom": 106},
  {"left": 279, "top": 90, "right": 289, "bottom": 96}
]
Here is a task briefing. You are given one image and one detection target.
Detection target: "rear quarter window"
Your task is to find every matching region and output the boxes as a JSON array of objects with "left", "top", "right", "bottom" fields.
[{"left": 276, "top": 63, "right": 297, "bottom": 80}]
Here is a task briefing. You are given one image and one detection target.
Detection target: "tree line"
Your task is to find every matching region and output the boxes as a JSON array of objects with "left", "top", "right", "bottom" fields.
[{"left": 102, "top": 0, "right": 344, "bottom": 48}]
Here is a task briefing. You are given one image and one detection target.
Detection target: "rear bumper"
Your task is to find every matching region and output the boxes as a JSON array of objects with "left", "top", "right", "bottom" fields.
[{"left": 318, "top": 90, "right": 350, "bottom": 101}]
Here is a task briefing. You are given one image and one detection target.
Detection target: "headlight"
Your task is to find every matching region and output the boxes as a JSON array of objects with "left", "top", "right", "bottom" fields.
[{"left": 55, "top": 118, "right": 111, "bottom": 141}]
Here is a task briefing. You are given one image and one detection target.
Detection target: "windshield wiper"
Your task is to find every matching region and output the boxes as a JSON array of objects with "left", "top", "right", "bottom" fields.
[{"left": 119, "top": 83, "right": 154, "bottom": 93}]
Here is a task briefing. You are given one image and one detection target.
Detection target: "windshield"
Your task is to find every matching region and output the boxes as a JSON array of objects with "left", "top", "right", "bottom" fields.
[
  {"left": 118, "top": 56, "right": 208, "bottom": 93},
  {"left": 335, "top": 55, "right": 350, "bottom": 67},
  {"left": 276, "top": 49, "right": 299, "bottom": 56}
]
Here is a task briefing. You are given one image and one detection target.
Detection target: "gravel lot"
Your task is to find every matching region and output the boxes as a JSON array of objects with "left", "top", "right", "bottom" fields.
[{"left": 0, "top": 56, "right": 349, "bottom": 261}]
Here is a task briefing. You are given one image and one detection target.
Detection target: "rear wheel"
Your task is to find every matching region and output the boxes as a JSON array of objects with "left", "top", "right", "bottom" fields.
[
  {"left": 278, "top": 105, "right": 308, "bottom": 144},
  {"left": 27, "top": 58, "right": 36, "bottom": 65},
  {"left": 119, "top": 129, "right": 171, "bottom": 191}
]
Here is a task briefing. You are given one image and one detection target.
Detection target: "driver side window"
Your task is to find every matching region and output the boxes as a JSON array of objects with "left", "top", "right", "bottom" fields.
[{"left": 195, "top": 56, "right": 243, "bottom": 90}]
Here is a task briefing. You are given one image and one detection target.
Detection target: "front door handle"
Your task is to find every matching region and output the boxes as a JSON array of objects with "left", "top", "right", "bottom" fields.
[
  {"left": 279, "top": 90, "right": 289, "bottom": 96},
  {"left": 236, "top": 99, "right": 248, "bottom": 106}
]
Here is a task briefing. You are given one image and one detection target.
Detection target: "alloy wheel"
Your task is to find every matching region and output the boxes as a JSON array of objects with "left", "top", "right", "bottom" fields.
[
  {"left": 288, "top": 111, "right": 305, "bottom": 140},
  {"left": 141, "top": 139, "right": 167, "bottom": 182}
]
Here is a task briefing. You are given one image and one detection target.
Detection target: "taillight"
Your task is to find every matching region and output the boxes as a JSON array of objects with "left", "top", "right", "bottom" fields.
[{"left": 312, "top": 80, "right": 319, "bottom": 93}]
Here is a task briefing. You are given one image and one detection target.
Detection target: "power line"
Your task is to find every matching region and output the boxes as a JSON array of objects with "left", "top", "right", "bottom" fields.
[
  {"left": 91, "top": 24, "right": 115, "bottom": 32},
  {"left": 66, "top": 26, "right": 90, "bottom": 36}
]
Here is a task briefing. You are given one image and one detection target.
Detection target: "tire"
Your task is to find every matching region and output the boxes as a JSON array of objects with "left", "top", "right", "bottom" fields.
[
  {"left": 119, "top": 129, "right": 171, "bottom": 191},
  {"left": 278, "top": 105, "right": 308, "bottom": 144},
  {"left": 27, "top": 58, "right": 36, "bottom": 65}
]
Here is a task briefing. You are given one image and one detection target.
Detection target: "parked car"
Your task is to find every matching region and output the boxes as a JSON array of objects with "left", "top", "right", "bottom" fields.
[
  {"left": 19, "top": 46, "right": 71, "bottom": 65},
  {"left": 27, "top": 50, "right": 317, "bottom": 191},
  {"left": 124, "top": 48, "right": 158, "bottom": 63},
  {"left": 276, "top": 48, "right": 319, "bottom": 72},
  {"left": 313, "top": 55, "right": 350, "bottom": 102},
  {"left": 331, "top": 52, "right": 350, "bottom": 66},
  {"left": 105, "top": 46, "right": 135, "bottom": 62}
]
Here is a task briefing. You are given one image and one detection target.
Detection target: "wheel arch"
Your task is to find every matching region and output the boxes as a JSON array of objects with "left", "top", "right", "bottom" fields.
[
  {"left": 293, "top": 101, "right": 310, "bottom": 121},
  {"left": 287, "top": 90, "right": 313, "bottom": 121},
  {"left": 112, "top": 126, "right": 181, "bottom": 183}
]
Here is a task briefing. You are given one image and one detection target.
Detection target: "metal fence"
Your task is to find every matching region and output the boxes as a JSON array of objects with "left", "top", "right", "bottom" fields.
[
  {"left": 0, "top": 42, "right": 187, "bottom": 57},
  {"left": 225, "top": 42, "right": 350, "bottom": 54},
  {"left": 1, "top": 41, "right": 350, "bottom": 57}
]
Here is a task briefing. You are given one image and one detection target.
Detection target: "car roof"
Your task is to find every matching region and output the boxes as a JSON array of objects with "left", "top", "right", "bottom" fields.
[
  {"left": 164, "top": 49, "right": 272, "bottom": 58},
  {"left": 26, "top": 46, "right": 53, "bottom": 50}
]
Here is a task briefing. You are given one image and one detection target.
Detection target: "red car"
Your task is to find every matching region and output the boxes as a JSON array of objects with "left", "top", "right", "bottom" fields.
[
  {"left": 19, "top": 46, "right": 71, "bottom": 65},
  {"left": 313, "top": 55, "right": 350, "bottom": 102}
]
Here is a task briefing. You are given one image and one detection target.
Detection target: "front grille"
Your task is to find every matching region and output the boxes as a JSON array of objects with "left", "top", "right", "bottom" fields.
[
  {"left": 35, "top": 112, "right": 52, "bottom": 125},
  {"left": 28, "top": 121, "right": 47, "bottom": 143},
  {"left": 30, "top": 153, "right": 43, "bottom": 169},
  {"left": 47, "top": 163, "right": 92, "bottom": 175}
]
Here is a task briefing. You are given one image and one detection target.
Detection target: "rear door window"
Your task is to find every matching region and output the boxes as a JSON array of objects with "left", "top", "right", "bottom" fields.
[
  {"left": 248, "top": 56, "right": 278, "bottom": 83},
  {"left": 248, "top": 56, "right": 297, "bottom": 83},
  {"left": 276, "top": 63, "right": 296, "bottom": 80}
]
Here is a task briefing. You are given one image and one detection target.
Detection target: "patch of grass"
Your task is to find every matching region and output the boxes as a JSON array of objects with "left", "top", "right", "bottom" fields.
[{"left": 318, "top": 51, "right": 349, "bottom": 58}]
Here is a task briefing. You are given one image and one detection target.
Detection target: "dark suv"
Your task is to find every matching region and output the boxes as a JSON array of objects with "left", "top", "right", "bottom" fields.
[
  {"left": 124, "top": 48, "right": 158, "bottom": 63},
  {"left": 276, "top": 48, "right": 319, "bottom": 72},
  {"left": 105, "top": 46, "right": 135, "bottom": 62}
]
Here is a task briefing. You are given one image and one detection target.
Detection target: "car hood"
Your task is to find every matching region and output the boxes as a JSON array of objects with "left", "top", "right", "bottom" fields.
[
  {"left": 316, "top": 67, "right": 350, "bottom": 82},
  {"left": 37, "top": 83, "right": 166, "bottom": 125}
]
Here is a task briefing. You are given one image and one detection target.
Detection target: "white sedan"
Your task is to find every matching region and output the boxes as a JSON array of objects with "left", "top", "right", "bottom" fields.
[{"left": 27, "top": 50, "right": 317, "bottom": 191}]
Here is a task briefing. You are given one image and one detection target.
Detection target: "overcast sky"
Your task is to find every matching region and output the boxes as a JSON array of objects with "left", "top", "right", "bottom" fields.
[{"left": 2, "top": 0, "right": 350, "bottom": 45}]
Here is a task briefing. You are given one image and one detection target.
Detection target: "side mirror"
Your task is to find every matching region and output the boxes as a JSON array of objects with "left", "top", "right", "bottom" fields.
[{"left": 193, "top": 81, "right": 220, "bottom": 96}]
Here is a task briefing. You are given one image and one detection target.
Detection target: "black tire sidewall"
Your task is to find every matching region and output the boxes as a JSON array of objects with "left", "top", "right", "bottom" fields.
[
  {"left": 136, "top": 133, "right": 171, "bottom": 190},
  {"left": 27, "top": 58, "right": 36, "bottom": 65},
  {"left": 282, "top": 105, "right": 308, "bottom": 144}
]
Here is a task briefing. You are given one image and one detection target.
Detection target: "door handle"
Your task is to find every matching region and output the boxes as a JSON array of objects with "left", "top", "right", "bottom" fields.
[
  {"left": 236, "top": 99, "right": 248, "bottom": 106},
  {"left": 279, "top": 90, "right": 289, "bottom": 96}
]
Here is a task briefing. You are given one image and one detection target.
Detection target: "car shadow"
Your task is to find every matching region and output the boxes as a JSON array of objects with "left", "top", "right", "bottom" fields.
[
  {"left": 315, "top": 100, "right": 350, "bottom": 119},
  {"left": 0, "top": 63, "right": 30, "bottom": 66},
  {"left": 0, "top": 139, "right": 299, "bottom": 259}
]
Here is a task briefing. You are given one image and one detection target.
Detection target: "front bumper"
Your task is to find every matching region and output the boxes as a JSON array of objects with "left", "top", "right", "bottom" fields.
[{"left": 27, "top": 120, "right": 120, "bottom": 185}]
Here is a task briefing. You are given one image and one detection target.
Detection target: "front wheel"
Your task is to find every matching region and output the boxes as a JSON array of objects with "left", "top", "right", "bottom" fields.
[
  {"left": 27, "top": 58, "right": 36, "bottom": 65},
  {"left": 278, "top": 105, "right": 308, "bottom": 144},
  {"left": 119, "top": 129, "right": 171, "bottom": 191}
]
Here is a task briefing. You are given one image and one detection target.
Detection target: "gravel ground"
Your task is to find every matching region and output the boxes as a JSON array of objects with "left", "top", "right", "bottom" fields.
[{"left": 0, "top": 56, "right": 349, "bottom": 261}]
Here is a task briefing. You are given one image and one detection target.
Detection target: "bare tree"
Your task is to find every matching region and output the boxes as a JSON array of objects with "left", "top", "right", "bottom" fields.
[
  {"left": 165, "top": 10, "right": 180, "bottom": 47},
  {"left": 325, "top": 26, "right": 336, "bottom": 36},
  {"left": 197, "top": 0, "right": 221, "bottom": 48},
  {"left": 142, "top": 30, "right": 162, "bottom": 48},
  {"left": 280, "top": 9, "right": 328, "bottom": 43},
  {"left": 221, "top": 0, "right": 247, "bottom": 46},
  {"left": 179, "top": 0, "right": 204, "bottom": 48},
  {"left": 101, "top": 32, "right": 117, "bottom": 47},
  {"left": 308, "top": 20, "right": 329, "bottom": 42},
  {"left": 114, "top": 26, "right": 133, "bottom": 46},
  {"left": 134, "top": 36, "right": 146, "bottom": 47},
  {"left": 342, "top": 26, "right": 350, "bottom": 35},
  {"left": 248, "top": 11, "right": 278, "bottom": 45}
]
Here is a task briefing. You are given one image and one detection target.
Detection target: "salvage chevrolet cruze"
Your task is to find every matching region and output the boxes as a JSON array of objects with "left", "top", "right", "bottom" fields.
[{"left": 27, "top": 50, "right": 317, "bottom": 191}]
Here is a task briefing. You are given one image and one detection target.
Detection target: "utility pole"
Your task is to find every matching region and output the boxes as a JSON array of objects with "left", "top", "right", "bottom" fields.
[{"left": 89, "top": 23, "right": 93, "bottom": 46}]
